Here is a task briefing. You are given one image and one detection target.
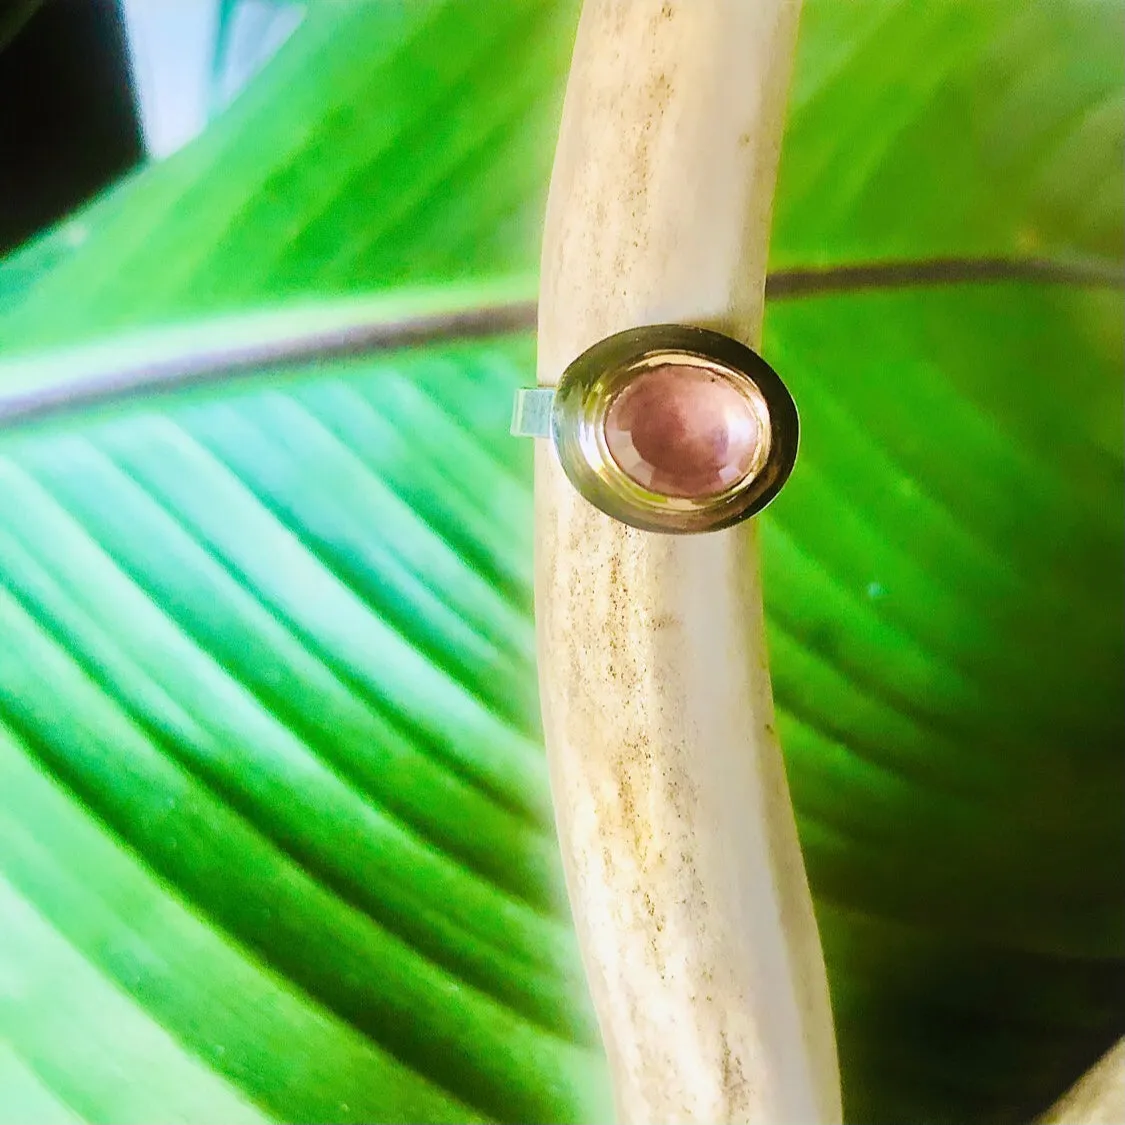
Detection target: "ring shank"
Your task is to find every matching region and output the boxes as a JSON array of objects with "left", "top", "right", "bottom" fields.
[{"left": 510, "top": 387, "right": 557, "bottom": 437}]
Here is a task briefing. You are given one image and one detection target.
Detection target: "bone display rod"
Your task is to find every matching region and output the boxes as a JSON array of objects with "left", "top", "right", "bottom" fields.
[{"left": 533, "top": 2, "right": 841, "bottom": 1122}]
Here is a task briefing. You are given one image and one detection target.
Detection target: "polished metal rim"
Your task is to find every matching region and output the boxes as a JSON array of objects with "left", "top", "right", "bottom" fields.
[{"left": 513, "top": 324, "right": 799, "bottom": 534}]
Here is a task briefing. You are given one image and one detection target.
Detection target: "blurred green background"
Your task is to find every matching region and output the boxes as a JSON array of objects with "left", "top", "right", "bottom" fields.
[{"left": 0, "top": 2, "right": 1122, "bottom": 1123}]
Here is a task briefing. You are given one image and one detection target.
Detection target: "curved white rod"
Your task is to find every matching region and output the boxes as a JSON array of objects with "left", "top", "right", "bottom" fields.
[
  {"left": 1039, "top": 1039, "right": 1125, "bottom": 1125},
  {"left": 534, "top": 2, "right": 841, "bottom": 1123}
]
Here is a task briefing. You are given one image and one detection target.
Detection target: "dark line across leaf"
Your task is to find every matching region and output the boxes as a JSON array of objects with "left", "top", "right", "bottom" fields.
[
  {"left": 0, "top": 255, "right": 1121, "bottom": 429},
  {"left": 767, "top": 255, "right": 1125, "bottom": 296}
]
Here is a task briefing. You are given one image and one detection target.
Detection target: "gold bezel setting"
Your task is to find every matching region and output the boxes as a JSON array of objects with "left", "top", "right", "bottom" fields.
[{"left": 550, "top": 324, "right": 799, "bottom": 534}]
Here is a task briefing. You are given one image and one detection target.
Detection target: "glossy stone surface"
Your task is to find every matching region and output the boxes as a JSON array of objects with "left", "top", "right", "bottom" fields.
[{"left": 604, "top": 364, "right": 762, "bottom": 498}]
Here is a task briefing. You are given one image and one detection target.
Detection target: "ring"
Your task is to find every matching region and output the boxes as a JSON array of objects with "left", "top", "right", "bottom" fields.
[{"left": 511, "top": 324, "right": 798, "bottom": 534}]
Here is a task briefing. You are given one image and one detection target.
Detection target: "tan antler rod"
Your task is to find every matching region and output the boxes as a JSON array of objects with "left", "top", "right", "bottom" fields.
[{"left": 533, "top": 2, "right": 841, "bottom": 1122}]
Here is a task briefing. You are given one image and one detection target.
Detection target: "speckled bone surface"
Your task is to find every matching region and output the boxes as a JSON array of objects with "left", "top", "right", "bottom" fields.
[{"left": 532, "top": 1, "right": 841, "bottom": 1123}]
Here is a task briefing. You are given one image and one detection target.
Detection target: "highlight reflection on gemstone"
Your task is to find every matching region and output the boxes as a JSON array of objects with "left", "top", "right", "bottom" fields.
[{"left": 603, "top": 364, "right": 763, "bottom": 498}]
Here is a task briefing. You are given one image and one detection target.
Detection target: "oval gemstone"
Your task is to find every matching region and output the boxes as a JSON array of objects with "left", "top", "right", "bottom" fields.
[{"left": 604, "top": 364, "right": 762, "bottom": 498}]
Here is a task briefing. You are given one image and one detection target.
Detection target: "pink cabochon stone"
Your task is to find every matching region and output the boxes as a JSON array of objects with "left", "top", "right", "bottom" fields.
[{"left": 604, "top": 364, "right": 762, "bottom": 499}]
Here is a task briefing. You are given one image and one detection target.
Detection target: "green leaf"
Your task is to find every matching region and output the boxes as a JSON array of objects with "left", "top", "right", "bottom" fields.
[
  {"left": 0, "top": 0, "right": 579, "bottom": 349},
  {"left": 0, "top": 331, "right": 611, "bottom": 1125},
  {"left": 0, "top": 2, "right": 1121, "bottom": 1125}
]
